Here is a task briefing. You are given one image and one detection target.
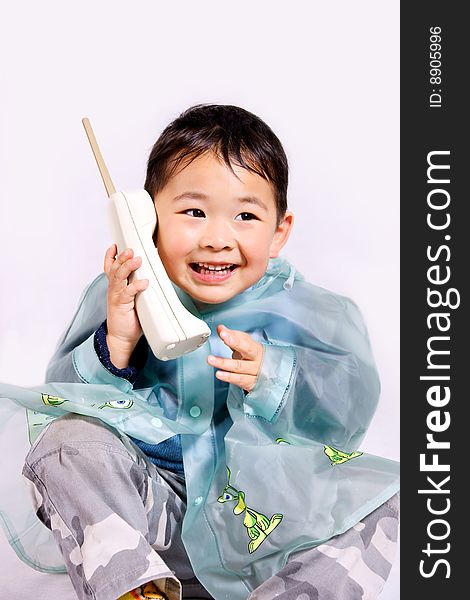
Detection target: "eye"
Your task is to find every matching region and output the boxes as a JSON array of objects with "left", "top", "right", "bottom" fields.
[
  {"left": 224, "top": 493, "right": 232, "bottom": 500},
  {"left": 235, "top": 212, "right": 258, "bottom": 221},
  {"left": 101, "top": 398, "right": 134, "bottom": 410},
  {"left": 184, "top": 208, "right": 206, "bottom": 218}
]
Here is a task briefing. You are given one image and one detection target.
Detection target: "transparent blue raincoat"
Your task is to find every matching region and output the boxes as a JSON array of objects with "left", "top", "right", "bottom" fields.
[{"left": 0, "top": 257, "right": 399, "bottom": 600}]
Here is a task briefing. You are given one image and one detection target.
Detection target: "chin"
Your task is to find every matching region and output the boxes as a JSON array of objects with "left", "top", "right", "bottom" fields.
[{"left": 193, "top": 291, "right": 233, "bottom": 305}]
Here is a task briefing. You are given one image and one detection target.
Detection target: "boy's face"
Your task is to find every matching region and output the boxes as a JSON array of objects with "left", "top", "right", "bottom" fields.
[{"left": 153, "top": 152, "right": 293, "bottom": 305}]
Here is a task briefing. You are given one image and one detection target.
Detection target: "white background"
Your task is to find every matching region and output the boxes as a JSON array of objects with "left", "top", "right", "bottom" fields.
[{"left": 0, "top": 1, "right": 399, "bottom": 597}]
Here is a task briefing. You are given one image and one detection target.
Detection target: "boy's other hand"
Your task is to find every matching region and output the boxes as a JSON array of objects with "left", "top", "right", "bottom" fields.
[
  {"left": 207, "top": 325, "right": 263, "bottom": 393},
  {"left": 103, "top": 244, "right": 149, "bottom": 367}
]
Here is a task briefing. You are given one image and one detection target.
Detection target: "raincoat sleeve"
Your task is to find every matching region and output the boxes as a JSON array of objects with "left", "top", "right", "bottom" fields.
[
  {"left": 242, "top": 342, "right": 296, "bottom": 423},
  {"left": 45, "top": 273, "right": 141, "bottom": 393},
  {"left": 240, "top": 293, "right": 380, "bottom": 451}
]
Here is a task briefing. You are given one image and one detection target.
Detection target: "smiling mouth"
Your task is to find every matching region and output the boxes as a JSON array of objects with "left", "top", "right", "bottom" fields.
[{"left": 190, "top": 263, "right": 238, "bottom": 275}]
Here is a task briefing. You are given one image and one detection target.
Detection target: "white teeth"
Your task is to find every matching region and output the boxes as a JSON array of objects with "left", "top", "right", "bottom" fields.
[{"left": 197, "top": 262, "right": 233, "bottom": 271}]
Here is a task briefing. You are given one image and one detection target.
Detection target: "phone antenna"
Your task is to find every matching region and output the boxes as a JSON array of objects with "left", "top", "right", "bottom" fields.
[{"left": 81, "top": 117, "right": 116, "bottom": 197}]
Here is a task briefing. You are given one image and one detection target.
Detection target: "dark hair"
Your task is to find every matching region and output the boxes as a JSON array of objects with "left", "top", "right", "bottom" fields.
[{"left": 145, "top": 104, "right": 288, "bottom": 224}]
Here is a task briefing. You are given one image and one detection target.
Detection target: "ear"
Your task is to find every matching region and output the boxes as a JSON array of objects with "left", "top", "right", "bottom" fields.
[{"left": 269, "top": 211, "right": 294, "bottom": 259}]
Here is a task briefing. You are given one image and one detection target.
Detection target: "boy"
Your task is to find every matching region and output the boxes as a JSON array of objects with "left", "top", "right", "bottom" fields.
[{"left": 1, "top": 105, "right": 399, "bottom": 600}]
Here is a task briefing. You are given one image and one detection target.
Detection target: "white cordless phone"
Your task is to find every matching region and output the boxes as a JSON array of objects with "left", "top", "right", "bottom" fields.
[{"left": 82, "top": 118, "right": 210, "bottom": 361}]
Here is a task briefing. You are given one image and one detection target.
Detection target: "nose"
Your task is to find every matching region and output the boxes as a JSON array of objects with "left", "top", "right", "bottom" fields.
[{"left": 199, "top": 219, "right": 235, "bottom": 251}]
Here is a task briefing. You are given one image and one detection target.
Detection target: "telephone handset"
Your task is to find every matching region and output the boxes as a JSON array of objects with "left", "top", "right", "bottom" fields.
[{"left": 81, "top": 118, "right": 210, "bottom": 361}]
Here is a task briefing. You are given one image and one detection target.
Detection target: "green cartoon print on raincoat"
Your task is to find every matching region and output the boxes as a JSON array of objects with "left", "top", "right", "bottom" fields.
[
  {"left": 218, "top": 467, "right": 283, "bottom": 553},
  {"left": 324, "top": 444, "right": 363, "bottom": 465}
]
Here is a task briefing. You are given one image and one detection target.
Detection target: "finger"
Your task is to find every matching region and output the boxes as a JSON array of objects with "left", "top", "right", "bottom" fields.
[
  {"left": 217, "top": 325, "right": 261, "bottom": 361},
  {"left": 103, "top": 244, "right": 117, "bottom": 275},
  {"left": 105, "top": 246, "right": 133, "bottom": 279},
  {"left": 110, "top": 246, "right": 134, "bottom": 266},
  {"left": 109, "top": 253, "right": 143, "bottom": 287},
  {"left": 113, "top": 255, "right": 142, "bottom": 283},
  {"left": 207, "top": 354, "right": 259, "bottom": 376},
  {"left": 120, "top": 278, "right": 149, "bottom": 302},
  {"left": 214, "top": 370, "right": 258, "bottom": 392}
]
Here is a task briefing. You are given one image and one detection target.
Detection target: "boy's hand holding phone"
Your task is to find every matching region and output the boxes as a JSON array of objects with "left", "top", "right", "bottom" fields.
[
  {"left": 103, "top": 244, "right": 263, "bottom": 383},
  {"left": 207, "top": 325, "right": 263, "bottom": 393},
  {"left": 104, "top": 244, "right": 149, "bottom": 368}
]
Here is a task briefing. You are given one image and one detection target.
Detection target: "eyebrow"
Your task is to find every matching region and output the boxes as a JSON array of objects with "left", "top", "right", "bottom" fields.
[
  {"left": 239, "top": 195, "right": 269, "bottom": 212},
  {"left": 172, "top": 192, "right": 208, "bottom": 203},
  {"left": 172, "top": 192, "right": 269, "bottom": 212}
]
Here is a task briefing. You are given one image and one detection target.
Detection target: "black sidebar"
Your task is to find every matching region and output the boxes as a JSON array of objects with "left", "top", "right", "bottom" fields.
[{"left": 401, "top": 3, "right": 466, "bottom": 597}]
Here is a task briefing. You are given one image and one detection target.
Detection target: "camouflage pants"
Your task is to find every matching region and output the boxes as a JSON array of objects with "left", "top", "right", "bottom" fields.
[
  {"left": 23, "top": 414, "right": 398, "bottom": 600},
  {"left": 247, "top": 496, "right": 399, "bottom": 600}
]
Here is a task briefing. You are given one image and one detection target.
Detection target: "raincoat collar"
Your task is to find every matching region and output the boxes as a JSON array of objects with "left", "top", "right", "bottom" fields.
[{"left": 173, "top": 257, "right": 301, "bottom": 317}]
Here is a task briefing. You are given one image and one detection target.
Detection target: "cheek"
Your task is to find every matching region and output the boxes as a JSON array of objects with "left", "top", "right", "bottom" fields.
[
  {"left": 243, "top": 232, "right": 273, "bottom": 261},
  {"left": 239, "top": 240, "right": 272, "bottom": 281},
  {"left": 157, "top": 220, "right": 195, "bottom": 257}
]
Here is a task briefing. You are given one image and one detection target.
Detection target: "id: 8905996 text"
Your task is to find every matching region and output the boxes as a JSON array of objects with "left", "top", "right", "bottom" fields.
[{"left": 429, "top": 26, "right": 442, "bottom": 108}]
